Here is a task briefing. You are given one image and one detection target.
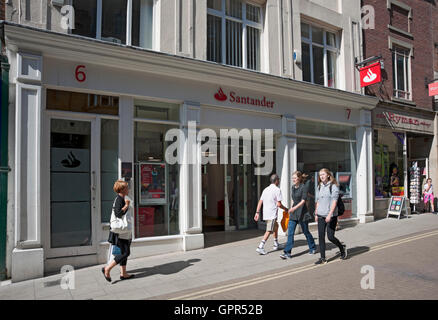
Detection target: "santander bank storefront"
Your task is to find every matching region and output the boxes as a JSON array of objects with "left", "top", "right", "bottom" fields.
[{"left": 5, "top": 23, "right": 378, "bottom": 281}]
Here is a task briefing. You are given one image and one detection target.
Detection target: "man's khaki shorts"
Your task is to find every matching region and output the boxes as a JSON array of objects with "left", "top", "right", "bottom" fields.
[{"left": 265, "top": 220, "right": 278, "bottom": 233}]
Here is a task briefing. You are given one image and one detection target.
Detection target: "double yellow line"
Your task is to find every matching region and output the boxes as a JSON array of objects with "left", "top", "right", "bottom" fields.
[{"left": 170, "top": 229, "right": 438, "bottom": 300}]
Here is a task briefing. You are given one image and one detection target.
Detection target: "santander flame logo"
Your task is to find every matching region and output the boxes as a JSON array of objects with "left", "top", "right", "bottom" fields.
[
  {"left": 363, "top": 68, "right": 377, "bottom": 83},
  {"left": 214, "top": 88, "right": 228, "bottom": 102}
]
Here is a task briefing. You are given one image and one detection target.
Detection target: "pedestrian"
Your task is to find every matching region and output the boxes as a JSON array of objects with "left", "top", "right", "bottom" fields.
[
  {"left": 102, "top": 180, "right": 135, "bottom": 282},
  {"left": 254, "top": 174, "right": 289, "bottom": 255},
  {"left": 280, "top": 171, "right": 316, "bottom": 260},
  {"left": 314, "top": 169, "right": 347, "bottom": 265},
  {"left": 423, "top": 178, "right": 436, "bottom": 214}
]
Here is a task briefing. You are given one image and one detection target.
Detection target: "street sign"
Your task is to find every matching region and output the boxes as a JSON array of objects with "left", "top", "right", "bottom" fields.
[{"left": 387, "top": 196, "right": 406, "bottom": 219}]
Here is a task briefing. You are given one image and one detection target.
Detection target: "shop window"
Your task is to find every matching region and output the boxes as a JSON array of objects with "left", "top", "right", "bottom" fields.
[
  {"left": 392, "top": 46, "right": 411, "bottom": 100},
  {"left": 134, "top": 100, "right": 180, "bottom": 121},
  {"left": 301, "top": 22, "right": 339, "bottom": 88},
  {"left": 207, "top": 0, "right": 262, "bottom": 71},
  {"left": 297, "top": 120, "right": 357, "bottom": 219},
  {"left": 134, "top": 101, "right": 180, "bottom": 238},
  {"left": 72, "top": 0, "right": 153, "bottom": 48},
  {"left": 374, "top": 130, "right": 405, "bottom": 198},
  {"left": 296, "top": 119, "right": 356, "bottom": 140},
  {"left": 47, "top": 89, "right": 119, "bottom": 115}
]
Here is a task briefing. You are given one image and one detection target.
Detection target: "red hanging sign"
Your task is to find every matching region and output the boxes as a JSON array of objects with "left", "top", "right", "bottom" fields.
[
  {"left": 360, "top": 62, "right": 382, "bottom": 87},
  {"left": 429, "top": 82, "right": 438, "bottom": 96}
]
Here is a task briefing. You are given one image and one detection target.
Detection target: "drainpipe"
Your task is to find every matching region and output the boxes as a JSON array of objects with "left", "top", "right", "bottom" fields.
[{"left": 0, "top": 21, "right": 10, "bottom": 281}]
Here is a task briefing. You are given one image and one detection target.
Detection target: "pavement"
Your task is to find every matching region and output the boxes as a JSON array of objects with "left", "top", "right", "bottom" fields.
[{"left": 0, "top": 213, "right": 437, "bottom": 300}]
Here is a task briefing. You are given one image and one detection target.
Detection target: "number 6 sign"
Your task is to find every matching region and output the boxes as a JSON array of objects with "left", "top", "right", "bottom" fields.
[{"left": 75, "top": 65, "right": 86, "bottom": 82}]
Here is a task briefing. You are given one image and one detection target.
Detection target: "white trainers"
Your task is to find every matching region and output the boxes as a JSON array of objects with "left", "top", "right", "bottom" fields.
[{"left": 256, "top": 247, "right": 267, "bottom": 255}]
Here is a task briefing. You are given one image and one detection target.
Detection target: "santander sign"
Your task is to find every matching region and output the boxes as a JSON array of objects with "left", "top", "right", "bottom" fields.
[
  {"left": 360, "top": 62, "right": 381, "bottom": 87},
  {"left": 214, "top": 87, "right": 275, "bottom": 109}
]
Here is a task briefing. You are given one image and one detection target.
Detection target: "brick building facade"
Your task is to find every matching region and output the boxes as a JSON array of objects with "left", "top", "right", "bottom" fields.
[{"left": 362, "top": 0, "right": 438, "bottom": 217}]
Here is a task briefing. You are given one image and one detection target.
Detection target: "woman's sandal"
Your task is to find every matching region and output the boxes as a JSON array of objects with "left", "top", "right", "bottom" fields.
[
  {"left": 120, "top": 274, "right": 135, "bottom": 280},
  {"left": 101, "top": 267, "right": 112, "bottom": 282}
]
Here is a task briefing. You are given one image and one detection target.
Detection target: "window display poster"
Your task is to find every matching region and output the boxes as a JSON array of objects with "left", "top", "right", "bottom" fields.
[
  {"left": 139, "top": 163, "right": 166, "bottom": 204},
  {"left": 336, "top": 172, "right": 352, "bottom": 198}
]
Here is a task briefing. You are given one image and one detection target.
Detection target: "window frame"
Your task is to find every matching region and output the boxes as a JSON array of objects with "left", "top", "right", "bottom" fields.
[
  {"left": 301, "top": 22, "right": 340, "bottom": 88},
  {"left": 72, "top": 0, "right": 155, "bottom": 49},
  {"left": 207, "top": 0, "right": 263, "bottom": 71},
  {"left": 392, "top": 46, "right": 411, "bottom": 100}
]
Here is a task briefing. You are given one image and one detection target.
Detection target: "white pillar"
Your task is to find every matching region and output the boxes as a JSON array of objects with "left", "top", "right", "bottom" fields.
[
  {"left": 356, "top": 109, "right": 374, "bottom": 223},
  {"left": 179, "top": 102, "right": 204, "bottom": 250},
  {"left": 12, "top": 52, "right": 44, "bottom": 282},
  {"left": 276, "top": 115, "right": 297, "bottom": 236}
]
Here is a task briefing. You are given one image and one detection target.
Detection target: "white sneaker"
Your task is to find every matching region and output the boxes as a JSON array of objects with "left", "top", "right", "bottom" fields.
[
  {"left": 256, "top": 247, "right": 267, "bottom": 255},
  {"left": 273, "top": 244, "right": 283, "bottom": 251}
]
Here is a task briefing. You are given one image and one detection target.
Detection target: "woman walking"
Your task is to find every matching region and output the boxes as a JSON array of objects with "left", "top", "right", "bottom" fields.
[
  {"left": 314, "top": 169, "right": 347, "bottom": 265},
  {"left": 280, "top": 171, "right": 316, "bottom": 259},
  {"left": 102, "top": 180, "right": 135, "bottom": 282}
]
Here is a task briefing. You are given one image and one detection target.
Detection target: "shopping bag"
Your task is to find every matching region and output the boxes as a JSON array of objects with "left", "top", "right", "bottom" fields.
[{"left": 280, "top": 210, "right": 289, "bottom": 232}]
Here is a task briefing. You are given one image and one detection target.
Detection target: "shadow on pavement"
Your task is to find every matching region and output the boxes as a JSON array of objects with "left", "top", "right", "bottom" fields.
[
  {"left": 112, "top": 259, "right": 201, "bottom": 284},
  {"left": 327, "top": 246, "right": 370, "bottom": 262},
  {"left": 204, "top": 229, "right": 265, "bottom": 248}
]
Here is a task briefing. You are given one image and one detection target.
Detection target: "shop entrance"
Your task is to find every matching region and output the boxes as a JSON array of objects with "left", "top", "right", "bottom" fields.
[
  {"left": 44, "top": 89, "right": 119, "bottom": 261},
  {"left": 202, "top": 163, "right": 258, "bottom": 232}
]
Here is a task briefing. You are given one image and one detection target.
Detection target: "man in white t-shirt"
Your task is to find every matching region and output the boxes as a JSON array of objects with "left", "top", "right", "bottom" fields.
[{"left": 254, "top": 174, "right": 289, "bottom": 255}]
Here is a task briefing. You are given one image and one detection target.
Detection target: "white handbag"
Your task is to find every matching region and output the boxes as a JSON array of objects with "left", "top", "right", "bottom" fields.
[{"left": 110, "top": 198, "right": 129, "bottom": 234}]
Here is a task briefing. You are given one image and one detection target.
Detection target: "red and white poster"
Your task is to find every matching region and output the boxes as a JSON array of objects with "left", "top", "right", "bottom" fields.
[{"left": 360, "top": 62, "right": 382, "bottom": 87}]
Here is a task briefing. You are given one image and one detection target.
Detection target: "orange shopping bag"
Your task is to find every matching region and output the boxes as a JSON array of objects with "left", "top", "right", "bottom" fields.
[{"left": 280, "top": 210, "right": 289, "bottom": 232}]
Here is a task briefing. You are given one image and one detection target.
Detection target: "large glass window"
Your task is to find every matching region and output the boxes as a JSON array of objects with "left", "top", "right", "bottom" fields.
[
  {"left": 374, "top": 130, "right": 405, "bottom": 198},
  {"left": 133, "top": 101, "right": 180, "bottom": 238},
  {"left": 72, "top": 0, "right": 153, "bottom": 48},
  {"left": 392, "top": 47, "right": 411, "bottom": 100},
  {"left": 297, "top": 120, "right": 357, "bottom": 219},
  {"left": 301, "top": 22, "right": 339, "bottom": 88},
  {"left": 207, "top": 0, "right": 262, "bottom": 71}
]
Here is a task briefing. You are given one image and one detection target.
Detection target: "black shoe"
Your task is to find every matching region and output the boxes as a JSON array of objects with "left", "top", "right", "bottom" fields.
[
  {"left": 314, "top": 258, "right": 328, "bottom": 265},
  {"left": 101, "top": 267, "right": 111, "bottom": 282},
  {"left": 340, "top": 244, "right": 348, "bottom": 260}
]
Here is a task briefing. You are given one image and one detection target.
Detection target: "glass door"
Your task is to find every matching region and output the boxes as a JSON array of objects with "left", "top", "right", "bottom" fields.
[{"left": 48, "top": 118, "right": 99, "bottom": 256}]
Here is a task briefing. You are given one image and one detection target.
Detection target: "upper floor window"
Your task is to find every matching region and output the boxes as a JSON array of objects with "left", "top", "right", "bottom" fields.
[
  {"left": 388, "top": 0, "right": 412, "bottom": 34},
  {"left": 207, "top": 0, "right": 262, "bottom": 71},
  {"left": 392, "top": 46, "right": 411, "bottom": 100},
  {"left": 301, "top": 22, "right": 339, "bottom": 88},
  {"left": 72, "top": 0, "right": 153, "bottom": 49}
]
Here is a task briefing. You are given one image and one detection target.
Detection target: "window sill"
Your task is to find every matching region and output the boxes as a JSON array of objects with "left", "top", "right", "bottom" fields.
[
  {"left": 388, "top": 25, "right": 413, "bottom": 39},
  {"left": 391, "top": 96, "right": 416, "bottom": 106}
]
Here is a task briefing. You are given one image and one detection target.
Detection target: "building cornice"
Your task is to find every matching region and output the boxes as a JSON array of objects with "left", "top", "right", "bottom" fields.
[{"left": 1, "top": 21, "right": 378, "bottom": 110}]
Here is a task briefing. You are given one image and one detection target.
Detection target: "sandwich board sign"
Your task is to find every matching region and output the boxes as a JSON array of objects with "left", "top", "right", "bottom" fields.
[{"left": 387, "top": 196, "right": 406, "bottom": 219}]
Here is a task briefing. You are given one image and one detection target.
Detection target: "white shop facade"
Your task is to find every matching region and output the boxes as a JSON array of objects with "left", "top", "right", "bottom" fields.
[{"left": 4, "top": 23, "right": 377, "bottom": 282}]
